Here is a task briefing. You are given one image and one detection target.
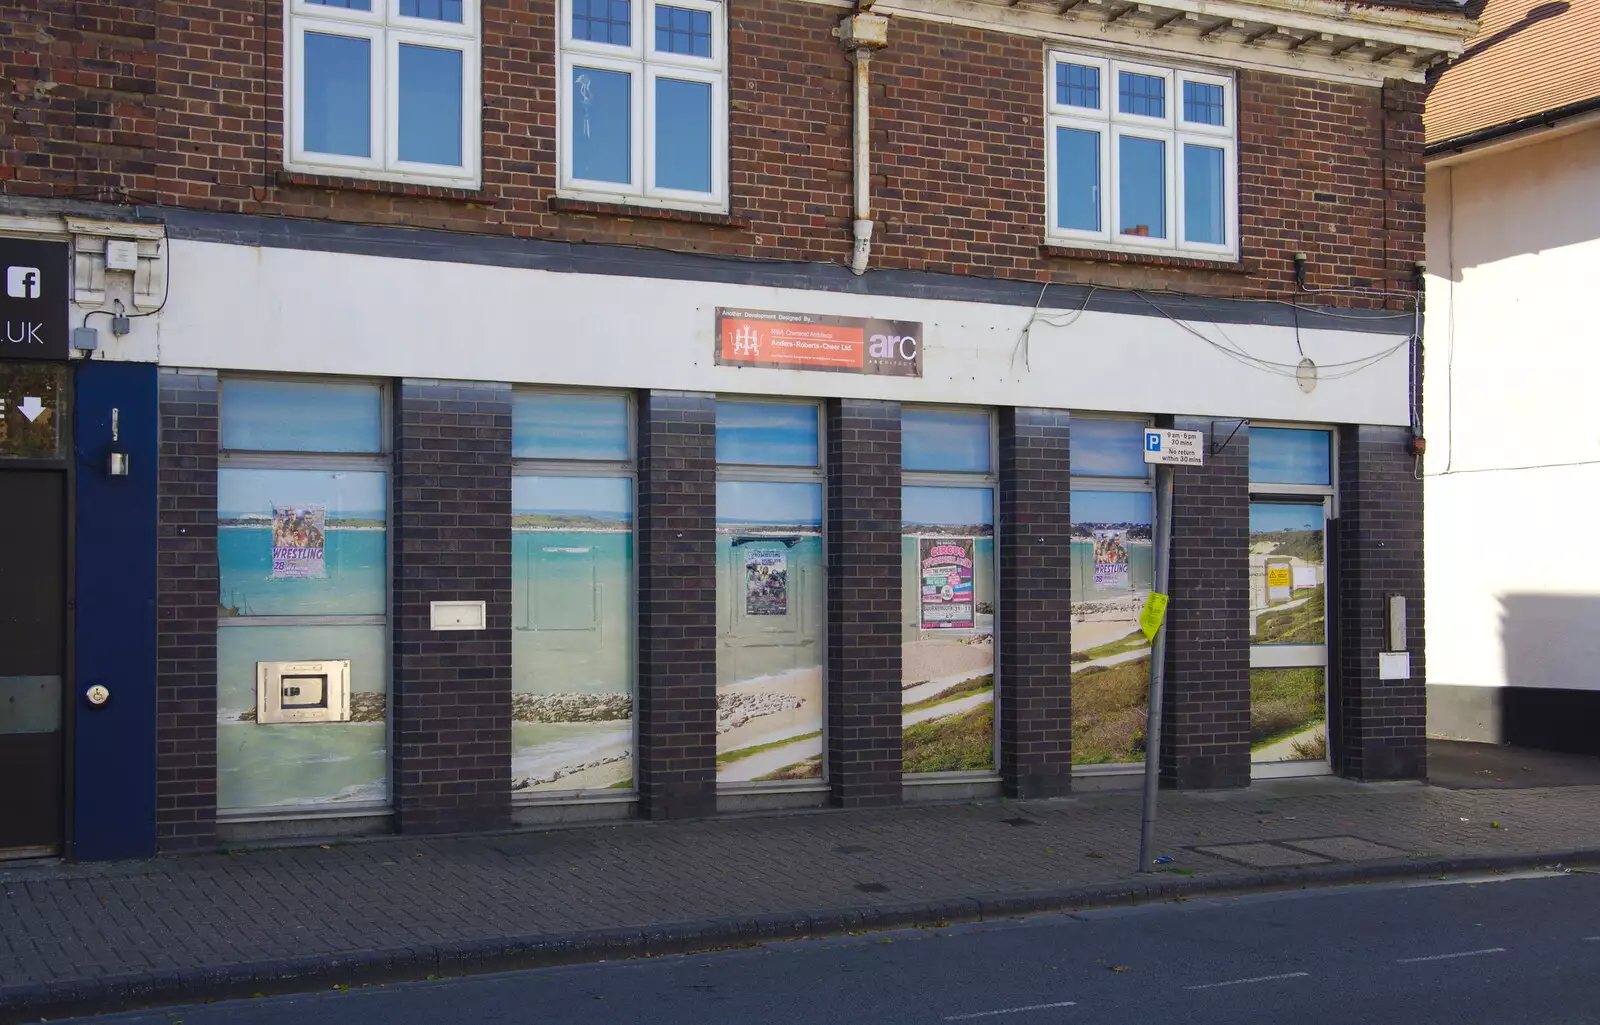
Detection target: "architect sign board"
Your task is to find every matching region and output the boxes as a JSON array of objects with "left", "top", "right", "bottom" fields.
[
  {"left": 716, "top": 308, "right": 922, "bottom": 377},
  {"left": 1143, "top": 428, "right": 1205, "bottom": 466}
]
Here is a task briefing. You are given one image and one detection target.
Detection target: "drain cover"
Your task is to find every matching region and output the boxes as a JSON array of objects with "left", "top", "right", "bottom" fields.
[
  {"left": 855, "top": 882, "right": 891, "bottom": 893},
  {"left": 1002, "top": 817, "right": 1038, "bottom": 827}
]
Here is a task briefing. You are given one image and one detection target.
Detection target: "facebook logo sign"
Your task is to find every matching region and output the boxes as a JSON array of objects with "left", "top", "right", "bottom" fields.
[
  {"left": 6, "top": 266, "right": 41, "bottom": 299},
  {"left": 1145, "top": 430, "right": 1162, "bottom": 452}
]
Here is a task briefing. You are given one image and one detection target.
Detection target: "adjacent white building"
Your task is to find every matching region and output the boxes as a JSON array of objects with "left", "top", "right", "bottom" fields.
[{"left": 1423, "top": 0, "right": 1600, "bottom": 751}]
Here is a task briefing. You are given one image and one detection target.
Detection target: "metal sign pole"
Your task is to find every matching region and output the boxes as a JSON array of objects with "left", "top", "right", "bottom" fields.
[{"left": 1137, "top": 463, "right": 1175, "bottom": 873}]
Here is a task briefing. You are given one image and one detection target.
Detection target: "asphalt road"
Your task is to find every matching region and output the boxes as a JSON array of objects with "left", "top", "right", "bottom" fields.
[{"left": 60, "top": 871, "right": 1600, "bottom": 1025}]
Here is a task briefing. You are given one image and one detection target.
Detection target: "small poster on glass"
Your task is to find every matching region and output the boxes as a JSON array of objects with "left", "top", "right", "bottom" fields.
[
  {"left": 919, "top": 536, "right": 975, "bottom": 629},
  {"left": 744, "top": 547, "right": 789, "bottom": 615},
  {"left": 1093, "top": 528, "right": 1131, "bottom": 589},
  {"left": 271, "top": 504, "right": 327, "bottom": 579}
]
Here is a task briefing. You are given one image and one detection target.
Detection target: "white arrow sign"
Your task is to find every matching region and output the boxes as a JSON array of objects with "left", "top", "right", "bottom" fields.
[{"left": 18, "top": 396, "right": 45, "bottom": 422}]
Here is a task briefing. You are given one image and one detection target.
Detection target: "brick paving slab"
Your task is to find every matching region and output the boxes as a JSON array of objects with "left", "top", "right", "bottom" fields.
[{"left": 2, "top": 779, "right": 1599, "bottom": 1020}]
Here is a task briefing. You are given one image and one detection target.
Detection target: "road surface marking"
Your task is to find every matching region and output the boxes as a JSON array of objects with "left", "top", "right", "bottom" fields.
[
  {"left": 1396, "top": 947, "right": 1507, "bottom": 964},
  {"left": 1184, "top": 972, "right": 1309, "bottom": 991},
  {"left": 1584, "top": 937, "right": 1600, "bottom": 942},
  {"left": 944, "top": 1001, "right": 1077, "bottom": 1020}
]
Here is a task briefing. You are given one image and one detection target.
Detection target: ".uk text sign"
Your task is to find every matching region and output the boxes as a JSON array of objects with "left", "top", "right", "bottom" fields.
[
  {"left": 1143, "top": 428, "right": 1205, "bottom": 466},
  {"left": 0, "top": 237, "right": 68, "bottom": 362},
  {"left": 716, "top": 308, "right": 922, "bottom": 378}
]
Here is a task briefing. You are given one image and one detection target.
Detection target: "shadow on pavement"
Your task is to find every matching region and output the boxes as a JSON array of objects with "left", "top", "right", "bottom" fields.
[{"left": 1427, "top": 738, "right": 1600, "bottom": 789}]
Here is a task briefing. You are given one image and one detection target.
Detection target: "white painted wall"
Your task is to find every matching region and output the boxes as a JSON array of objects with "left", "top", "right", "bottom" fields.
[
  {"left": 1424, "top": 122, "right": 1600, "bottom": 694},
  {"left": 133, "top": 238, "right": 1410, "bottom": 426}
]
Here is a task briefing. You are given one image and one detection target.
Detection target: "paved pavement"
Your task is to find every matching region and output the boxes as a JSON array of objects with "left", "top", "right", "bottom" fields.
[
  {"left": 3, "top": 774, "right": 1600, "bottom": 1021},
  {"left": 1427, "top": 739, "right": 1600, "bottom": 790},
  {"left": 56, "top": 871, "right": 1600, "bottom": 1024}
]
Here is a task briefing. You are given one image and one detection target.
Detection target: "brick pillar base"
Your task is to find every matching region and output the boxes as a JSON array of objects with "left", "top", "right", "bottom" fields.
[
  {"left": 826, "top": 398, "right": 902, "bottom": 807},
  {"left": 393, "top": 380, "right": 513, "bottom": 834},
  {"left": 1161, "top": 416, "right": 1250, "bottom": 790},
  {"left": 156, "top": 369, "right": 219, "bottom": 852},
  {"left": 998, "top": 408, "right": 1074, "bottom": 798},
  {"left": 636, "top": 391, "right": 718, "bottom": 819},
  {"left": 1335, "top": 424, "right": 1425, "bottom": 781}
]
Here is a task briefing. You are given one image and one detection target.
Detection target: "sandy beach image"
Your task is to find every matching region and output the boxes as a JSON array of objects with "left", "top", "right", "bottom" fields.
[{"left": 716, "top": 667, "right": 823, "bottom": 782}]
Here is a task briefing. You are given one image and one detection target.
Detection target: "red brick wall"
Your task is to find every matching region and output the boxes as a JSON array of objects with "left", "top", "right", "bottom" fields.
[{"left": 0, "top": 0, "right": 1423, "bottom": 305}]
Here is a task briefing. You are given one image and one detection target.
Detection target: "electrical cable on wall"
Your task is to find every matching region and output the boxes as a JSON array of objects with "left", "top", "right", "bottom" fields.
[{"left": 1012, "top": 270, "right": 1418, "bottom": 387}]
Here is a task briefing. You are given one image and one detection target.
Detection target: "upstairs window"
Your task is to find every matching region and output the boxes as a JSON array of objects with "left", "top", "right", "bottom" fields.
[
  {"left": 559, "top": 0, "right": 727, "bottom": 211},
  {"left": 1046, "top": 51, "right": 1235, "bottom": 259},
  {"left": 286, "top": 0, "right": 481, "bottom": 186}
]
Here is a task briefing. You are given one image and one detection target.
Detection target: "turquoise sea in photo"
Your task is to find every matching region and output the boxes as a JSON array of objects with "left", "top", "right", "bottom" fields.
[
  {"left": 216, "top": 623, "right": 388, "bottom": 812},
  {"left": 512, "top": 529, "right": 632, "bottom": 695},
  {"left": 218, "top": 528, "right": 387, "bottom": 616}
]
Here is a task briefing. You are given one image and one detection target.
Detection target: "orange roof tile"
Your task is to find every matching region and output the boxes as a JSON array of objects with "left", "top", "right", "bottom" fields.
[{"left": 1425, "top": 0, "right": 1600, "bottom": 148}]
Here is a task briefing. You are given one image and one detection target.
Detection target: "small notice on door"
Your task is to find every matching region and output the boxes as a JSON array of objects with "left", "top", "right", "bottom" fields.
[
  {"left": 272, "top": 505, "right": 326, "bottom": 579},
  {"left": 1266, "top": 566, "right": 1292, "bottom": 590}
]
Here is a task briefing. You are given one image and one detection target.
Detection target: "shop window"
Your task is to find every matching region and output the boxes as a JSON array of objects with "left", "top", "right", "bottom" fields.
[
  {"left": 1069, "top": 416, "right": 1155, "bottom": 766},
  {"left": 216, "top": 377, "right": 390, "bottom": 814},
  {"left": 286, "top": 0, "right": 481, "bottom": 187},
  {"left": 559, "top": 0, "right": 727, "bottom": 211},
  {"left": 902, "top": 407, "right": 996, "bottom": 776},
  {"left": 1069, "top": 416, "right": 1151, "bottom": 479},
  {"left": 1248, "top": 425, "right": 1334, "bottom": 772},
  {"left": 1046, "top": 51, "right": 1235, "bottom": 258},
  {"left": 512, "top": 391, "right": 635, "bottom": 796},
  {"left": 715, "top": 400, "right": 824, "bottom": 784},
  {"left": 1250, "top": 427, "right": 1333, "bottom": 487}
]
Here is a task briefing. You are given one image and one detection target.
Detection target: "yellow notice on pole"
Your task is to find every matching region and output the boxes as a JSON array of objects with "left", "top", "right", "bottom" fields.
[{"left": 1140, "top": 592, "right": 1169, "bottom": 640}]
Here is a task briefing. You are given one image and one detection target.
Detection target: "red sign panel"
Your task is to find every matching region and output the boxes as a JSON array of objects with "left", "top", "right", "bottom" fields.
[{"left": 716, "top": 308, "right": 922, "bottom": 377}]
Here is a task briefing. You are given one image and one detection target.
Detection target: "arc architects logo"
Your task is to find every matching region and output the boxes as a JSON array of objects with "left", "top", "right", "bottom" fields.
[{"left": 716, "top": 308, "right": 922, "bottom": 378}]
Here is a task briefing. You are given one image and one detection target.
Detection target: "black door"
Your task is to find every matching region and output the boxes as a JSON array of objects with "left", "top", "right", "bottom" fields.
[{"left": 0, "top": 470, "right": 65, "bottom": 853}]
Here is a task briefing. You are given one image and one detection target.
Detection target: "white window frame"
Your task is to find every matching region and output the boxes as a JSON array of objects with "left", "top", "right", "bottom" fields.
[
  {"left": 1045, "top": 48, "right": 1237, "bottom": 261},
  {"left": 285, "top": 0, "right": 481, "bottom": 188},
  {"left": 558, "top": 0, "right": 728, "bottom": 212}
]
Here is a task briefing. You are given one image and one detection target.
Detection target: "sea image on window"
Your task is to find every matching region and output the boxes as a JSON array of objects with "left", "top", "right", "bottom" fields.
[
  {"left": 902, "top": 486, "right": 995, "bottom": 774},
  {"left": 216, "top": 624, "right": 388, "bottom": 812},
  {"left": 215, "top": 469, "right": 390, "bottom": 812},
  {"left": 716, "top": 481, "right": 824, "bottom": 784},
  {"left": 1250, "top": 502, "right": 1327, "bottom": 762},
  {"left": 513, "top": 476, "right": 634, "bottom": 794},
  {"left": 218, "top": 469, "right": 388, "bottom": 617},
  {"left": 1071, "top": 490, "right": 1155, "bottom": 765}
]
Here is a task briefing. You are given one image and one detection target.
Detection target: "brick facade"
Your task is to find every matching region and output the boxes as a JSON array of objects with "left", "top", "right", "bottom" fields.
[
  {"left": 635, "top": 391, "right": 718, "bottom": 820},
  {"left": 392, "top": 381, "right": 514, "bottom": 834},
  {"left": 1334, "top": 424, "right": 1426, "bottom": 781},
  {"left": 0, "top": 1, "right": 1423, "bottom": 305},
  {"left": 997, "top": 408, "right": 1074, "bottom": 798},
  {"left": 155, "top": 369, "right": 219, "bottom": 851},
  {"left": 1160, "top": 417, "right": 1251, "bottom": 791},
  {"left": 825, "top": 398, "right": 902, "bottom": 807}
]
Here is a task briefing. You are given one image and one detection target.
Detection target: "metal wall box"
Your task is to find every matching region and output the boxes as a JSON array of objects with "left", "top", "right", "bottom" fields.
[
  {"left": 255, "top": 659, "right": 351, "bottom": 724},
  {"left": 431, "top": 600, "right": 487, "bottom": 631}
]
